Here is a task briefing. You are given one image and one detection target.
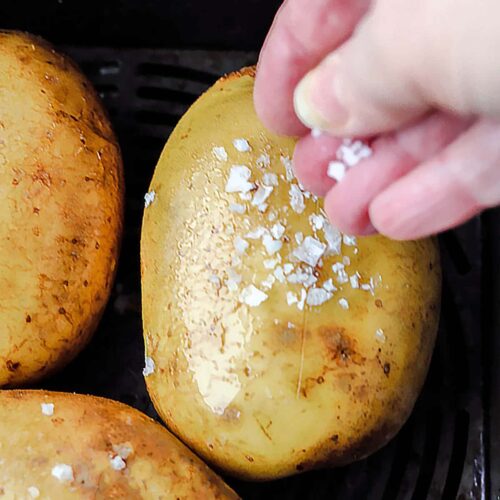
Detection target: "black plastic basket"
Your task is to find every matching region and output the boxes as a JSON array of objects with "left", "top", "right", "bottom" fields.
[{"left": 2, "top": 2, "right": 498, "bottom": 498}]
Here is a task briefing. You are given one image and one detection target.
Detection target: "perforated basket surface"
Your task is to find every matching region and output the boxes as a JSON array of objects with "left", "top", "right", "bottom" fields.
[{"left": 37, "top": 47, "right": 495, "bottom": 500}]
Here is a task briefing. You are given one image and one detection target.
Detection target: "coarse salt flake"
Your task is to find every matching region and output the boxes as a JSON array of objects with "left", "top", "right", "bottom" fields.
[
  {"left": 283, "top": 263, "right": 294, "bottom": 275},
  {"left": 51, "top": 464, "right": 74, "bottom": 483},
  {"left": 327, "top": 161, "right": 346, "bottom": 182},
  {"left": 281, "top": 156, "right": 295, "bottom": 181},
  {"left": 245, "top": 227, "right": 266, "bottom": 239},
  {"left": 309, "top": 214, "right": 325, "bottom": 231},
  {"left": 261, "top": 274, "right": 276, "bottom": 289},
  {"left": 339, "top": 298, "right": 349, "bottom": 310},
  {"left": 270, "top": 223, "right": 285, "bottom": 239},
  {"left": 375, "top": 328, "right": 386, "bottom": 343},
  {"left": 293, "top": 236, "right": 326, "bottom": 267},
  {"left": 297, "top": 289, "right": 307, "bottom": 311},
  {"left": 262, "top": 172, "right": 278, "bottom": 186},
  {"left": 229, "top": 203, "right": 246, "bottom": 214},
  {"left": 233, "top": 138, "right": 251, "bottom": 152},
  {"left": 295, "top": 232, "right": 304, "bottom": 244},
  {"left": 323, "top": 278, "right": 336, "bottom": 292},
  {"left": 144, "top": 191, "right": 156, "bottom": 208},
  {"left": 307, "top": 287, "right": 333, "bottom": 306},
  {"left": 289, "top": 184, "right": 305, "bottom": 214},
  {"left": 27, "top": 487, "right": 40, "bottom": 498},
  {"left": 262, "top": 234, "right": 282, "bottom": 255},
  {"left": 240, "top": 285, "right": 268, "bottom": 307},
  {"left": 234, "top": 236, "right": 249, "bottom": 254},
  {"left": 274, "top": 266, "right": 286, "bottom": 283},
  {"left": 41, "top": 403, "right": 54, "bottom": 416},
  {"left": 311, "top": 128, "right": 323, "bottom": 138},
  {"left": 257, "top": 153, "right": 271, "bottom": 168},
  {"left": 239, "top": 192, "right": 252, "bottom": 201},
  {"left": 337, "top": 139, "right": 372, "bottom": 167},
  {"left": 264, "top": 257, "right": 280, "bottom": 269},
  {"left": 212, "top": 146, "right": 228, "bottom": 161},
  {"left": 225, "top": 165, "right": 254, "bottom": 193},
  {"left": 251, "top": 185, "right": 273, "bottom": 206},
  {"left": 343, "top": 234, "right": 357, "bottom": 246},
  {"left": 343, "top": 256, "right": 351, "bottom": 266},
  {"left": 323, "top": 223, "right": 342, "bottom": 255},
  {"left": 143, "top": 356, "right": 155, "bottom": 377},
  {"left": 110, "top": 455, "right": 126, "bottom": 471},
  {"left": 287, "top": 292, "right": 298, "bottom": 305},
  {"left": 350, "top": 274, "right": 360, "bottom": 289},
  {"left": 112, "top": 443, "right": 133, "bottom": 459}
]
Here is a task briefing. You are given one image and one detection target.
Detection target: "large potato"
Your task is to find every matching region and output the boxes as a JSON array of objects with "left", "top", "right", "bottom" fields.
[
  {"left": 0, "top": 31, "right": 123, "bottom": 386},
  {"left": 0, "top": 390, "right": 238, "bottom": 498},
  {"left": 141, "top": 68, "right": 441, "bottom": 480}
]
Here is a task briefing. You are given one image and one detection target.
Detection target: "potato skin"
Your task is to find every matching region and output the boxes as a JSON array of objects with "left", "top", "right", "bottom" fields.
[
  {"left": 0, "top": 390, "right": 238, "bottom": 499},
  {"left": 141, "top": 68, "right": 441, "bottom": 479},
  {"left": 0, "top": 31, "right": 124, "bottom": 386}
]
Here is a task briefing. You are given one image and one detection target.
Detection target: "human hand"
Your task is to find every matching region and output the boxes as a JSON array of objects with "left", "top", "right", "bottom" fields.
[{"left": 254, "top": 0, "right": 500, "bottom": 239}]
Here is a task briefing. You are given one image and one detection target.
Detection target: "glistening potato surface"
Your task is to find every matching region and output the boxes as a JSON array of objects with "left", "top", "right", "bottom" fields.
[
  {"left": 0, "top": 31, "right": 124, "bottom": 386},
  {"left": 0, "top": 390, "right": 238, "bottom": 499},
  {"left": 141, "top": 68, "right": 441, "bottom": 480}
]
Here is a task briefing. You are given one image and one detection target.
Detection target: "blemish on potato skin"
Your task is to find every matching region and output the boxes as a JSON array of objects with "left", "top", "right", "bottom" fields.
[
  {"left": 25, "top": 315, "right": 31, "bottom": 323},
  {"left": 6, "top": 360, "right": 20, "bottom": 372}
]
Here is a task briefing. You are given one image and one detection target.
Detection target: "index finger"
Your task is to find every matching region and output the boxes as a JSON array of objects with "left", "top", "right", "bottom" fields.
[{"left": 254, "top": 0, "right": 370, "bottom": 136}]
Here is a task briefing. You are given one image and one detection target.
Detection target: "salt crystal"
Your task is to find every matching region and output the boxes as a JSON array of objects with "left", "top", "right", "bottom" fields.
[
  {"left": 343, "top": 234, "right": 357, "bottom": 246},
  {"left": 27, "top": 487, "right": 40, "bottom": 498},
  {"left": 289, "top": 184, "right": 305, "bottom": 214},
  {"left": 257, "top": 153, "right": 271, "bottom": 168},
  {"left": 281, "top": 156, "right": 295, "bottom": 181},
  {"left": 327, "top": 161, "right": 346, "bottom": 182},
  {"left": 143, "top": 356, "right": 155, "bottom": 377},
  {"left": 240, "top": 285, "right": 268, "bottom": 307},
  {"left": 338, "top": 298, "right": 349, "bottom": 310},
  {"left": 295, "top": 232, "right": 304, "bottom": 244},
  {"left": 297, "top": 289, "right": 307, "bottom": 311},
  {"left": 268, "top": 211, "right": 277, "bottom": 221},
  {"left": 262, "top": 234, "right": 282, "bottom": 255},
  {"left": 287, "top": 292, "right": 298, "bottom": 305},
  {"left": 270, "top": 223, "right": 285, "bottom": 239},
  {"left": 309, "top": 214, "right": 325, "bottom": 231},
  {"left": 262, "top": 274, "right": 276, "bottom": 289},
  {"left": 41, "top": 403, "right": 54, "bottom": 416},
  {"left": 225, "top": 165, "right": 254, "bottom": 193},
  {"left": 239, "top": 192, "right": 252, "bottom": 200},
  {"left": 213, "top": 146, "right": 228, "bottom": 161},
  {"left": 307, "top": 287, "right": 333, "bottom": 306},
  {"left": 144, "top": 191, "right": 156, "bottom": 208},
  {"left": 274, "top": 266, "right": 286, "bottom": 283},
  {"left": 350, "top": 274, "right": 360, "bottom": 289},
  {"left": 293, "top": 236, "right": 326, "bottom": 267},
  {"left": 323, "top": 223, "right": 342, "bottom": 255},
  {"left": 229, "top": 203, "right": 246, "bottom": 214},
  {"left": 264, "top": 258, "right": 280, "bottom": 269},
  {"left": 311, "top": 128, "right": 323, "bottom": 138},
  {"left": 262, "top": 172, "right": 278, "bottom": 186},
  {"left": 283, "top": 263, "right": 294, "bottom": 275},
  {"left": 110, "top": 455, "right": 126, "bottom": 471},
  {"left": 251, "top": 185, "right": 273, "bottom": 206},
  {"left": 51, "top": 464, "right": 74, "bottom": 483},
  {"left": 234, "top": 236, "right": 249, "bottom": 254},
  {"left": 323, "top": 278, "right": 336, "bottom": 292},
  {"left": 233, "top": 138, "right": 251, "bottom": 152},
  {"left": 337, "top": 139, "right": 372, "bottom": 167},
  {"left": 343, "top": 256, "right": 351, "bottom": 266},
  {"left": 245, "top": 227, "right": 266, "bottom": 239},
  {"left": 375, "top": 328, "right": 386, "bottom": 343}
]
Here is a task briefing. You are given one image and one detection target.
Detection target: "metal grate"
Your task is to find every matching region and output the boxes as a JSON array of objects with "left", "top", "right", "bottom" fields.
[{"left": 42, "top": 47, "right": 490, "bottom": 499}]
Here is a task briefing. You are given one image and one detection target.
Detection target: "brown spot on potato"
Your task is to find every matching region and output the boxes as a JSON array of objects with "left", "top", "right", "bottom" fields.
[
  {"left": 383, "top": 363, "right": 391, "bottom": 375},
  {"left": 245, "top": 455, "right": 254, "bottom": 463},
  {"left": 331, "top": 434, "right": 339, "bottom": 443},
  {"left": 296, "top": 463, "right": 305, "bottom": 471},
  {"left": 58, "top": 307, "right": 66, "bottom": 315},
  {"left": 6, "top": 360, "right": 20, "bottom": 372},
  {"left": 25, "top": 315, "right": 31, "bottom": 323},
  {"left": 375, "top": 299, "right": 383, "bottom": 308},
  {"left": 83, "top": 280, "right": 89, "bottom": 287},
  {"left": 33, "top": 207, "right": 40, "bottom": 214},
  {"left": 320, "top": 328, "right": 365, "bottom": 367},
  {"left": 317, "top": 376, "right": 325, "bottom": 384}
]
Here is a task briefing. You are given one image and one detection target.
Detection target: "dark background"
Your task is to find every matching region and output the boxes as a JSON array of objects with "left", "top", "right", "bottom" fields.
[{"left": 0, "top": 0, "right": 282, "bottom": 50}]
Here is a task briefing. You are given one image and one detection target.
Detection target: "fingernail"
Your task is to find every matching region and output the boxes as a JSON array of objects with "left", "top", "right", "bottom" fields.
[{"left": 294, "top": 61, "right": 348, "bottom": 132}]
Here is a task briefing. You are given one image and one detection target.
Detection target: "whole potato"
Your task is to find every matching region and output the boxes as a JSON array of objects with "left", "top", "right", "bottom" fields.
[
  {"left": 0, "top": 31, "right": 123, "bottom": 386},
  {"left": 0, "top": 390, "right": 238, "bottom": 499},
  {"left": 141, "top": 68, "right": 441, "bottom": 480}
]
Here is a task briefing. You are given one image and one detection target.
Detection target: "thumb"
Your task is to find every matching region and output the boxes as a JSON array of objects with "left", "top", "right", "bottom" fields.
[{"left": 293, "top": 0, "right": 500, "bottom": 136}]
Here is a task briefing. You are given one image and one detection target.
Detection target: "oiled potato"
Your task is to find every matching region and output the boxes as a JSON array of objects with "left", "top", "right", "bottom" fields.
[
  {"left": 141, "top": 68, "right": 441, "bottom": 480},
  {"left": 0, "top": 31, "right": 123, "bottom": 386},
  {"left": 0, "top": 390, "right": 238, "bottom": 499}
]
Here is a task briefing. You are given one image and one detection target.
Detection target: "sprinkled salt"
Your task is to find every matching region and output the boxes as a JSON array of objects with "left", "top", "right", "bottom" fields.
[
  {"left": 297, "top": 289, "right": 307, "bottom": 311},
  {"left": 274, "top": 266, "right": 286, "bottom": 283},
  {"left": 323, "top": 278, "right": 336, "bottom": 292},
  {"left": 257, "top": 153, "right": 271, "bottom": 168},
  {"left": 337, "top": 139, "right": 372, "bottom": 167},
  {"left": 311, "top": 128, "right": 323, "bottom": 138},
  {"left": 252, "top": 185, "right": 273, "bottom": 207},
  {"left": 268, "top": 211, "right": 278, "bottom": 222},
  {"left": 28, "top": 487, "right": 40, "bottom": 498},
  {"left": 295, "top": 232, "right": 304, "bottom": 244},
  {"left": 144, "top": 191, "right": 156, "bottom": 208},
  {"left": 245, "top": 227, "right": 266, "bottom": 239},
  {"left": 343, "top": 234, "right": 357, "bottom": 246},
  {"left": 283, "top": 263, "right": 294, "bottom": 275},
  {"left": 234, "top": 236, "right": 249, "bottom": 254},
  {"left": 112, "top": 443, "right": 133, "bottom": 459},
  {"left": 327, "top": 161, "right": 346, "bottom": 182},
  {"left": 212, "top": 146, "right": 228, "bottom": 161},
  {"left": 262, "top": 172, "right": 278, "bottom": 186},
  {"left": 287, "top": 292, "right": 298, "bottom": 305},
  {"left": 293, "top": 236, "right": 326, "bottom": 267},
  {"left": 225, "top": 165, "right": 254, "bottom": 193},
  {"left": 307, "top": 287, "right": 333, "bottom": 306},
  {"left": 289, "top": 184, "right": 305, "bottom": 214},
  {"left": 239, "top": 192, "right": 252, "bottom": 201},
  {"left": 51, "top": 464, "right": 74, "bottom": 483},
  {"left": 323, "top": 223, "right": 342, "bottom": 255},
  {"left": 233, "top": 138, "right": 251, "bottom": 152},
  {"left": 143, "top": 356, "right": 155, "bottom": 377},
  {"left": 375, "top": 328, "right": 386, "bottom": 343},
  {"left": 264, "top": 257, "right": 280, "bottom": 269},
  {"left": 281, "top": 156, "right": 295, "bottom": 181},
  {"left": 110, "top": 455, "right": 126, "bottom": 471},
  {"left": 226, "top": 280, "right": 239, "bottom": 292},
  {"left": 41, "top": 403, "right": 54, "bottom": 416},
  {"left": 261, "top": 274, "right": 276, "bottom": 289},
  {"left": 258, "top": 203, "right": 268, "bottom": 212},
  {"left": 350, "top": 274, "right": 360, "bottom": 289},
  {"left": 339, "top": 298, "right": 349, "bottom": 310},
  {"left": 270, "top": 223, "right": 285, "bottom": 239},
  {"left": 240, "top": 285, "right": 268, "bottom": 307},
  {"left": 229, "top": 203, "right": 246, "bottom": 214},
  {"left": 262, "top": 234, "right": 282, "bottom": 255},
  {"left": 208, "top": 274, "right": 221, "bottom": 287},
  {"left": 309, "top": 214, "right": 325, "bottom": 231}
]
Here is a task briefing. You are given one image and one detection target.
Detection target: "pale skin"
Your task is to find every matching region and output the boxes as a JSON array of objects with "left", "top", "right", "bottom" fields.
[{"left": 254, "top": 0, "right": 500, "bottom": 240}]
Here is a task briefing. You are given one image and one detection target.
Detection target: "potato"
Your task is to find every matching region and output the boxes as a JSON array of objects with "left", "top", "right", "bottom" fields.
[
  {"left": 0, "top": 390, "right": 238, "bottom": 499},
  {"left": 0, "top": 31, "right": 123, "bottom": 386},
  {"left": 141, "top": 68, "right": 441, "bottom": 480}
]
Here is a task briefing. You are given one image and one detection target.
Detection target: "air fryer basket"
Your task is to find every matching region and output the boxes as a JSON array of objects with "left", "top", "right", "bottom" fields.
[{"left": 1, "top": 1, "right": 497, "bottom": 497}]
